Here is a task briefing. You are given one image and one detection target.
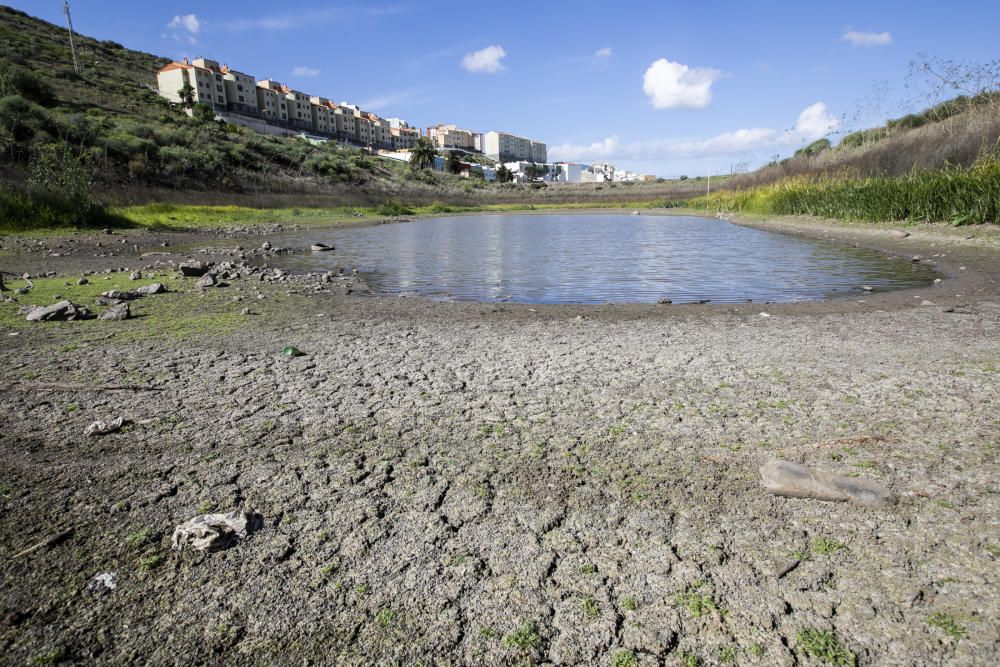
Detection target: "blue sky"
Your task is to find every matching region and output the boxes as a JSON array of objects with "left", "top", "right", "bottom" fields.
[{"left": 12, "top": 0, "right": 1000, "bottom": 176}]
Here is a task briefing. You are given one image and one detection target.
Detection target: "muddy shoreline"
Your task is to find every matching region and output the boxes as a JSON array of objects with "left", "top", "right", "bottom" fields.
[{"left": 1, "top": 213, "right": 998, "bottom": 665}]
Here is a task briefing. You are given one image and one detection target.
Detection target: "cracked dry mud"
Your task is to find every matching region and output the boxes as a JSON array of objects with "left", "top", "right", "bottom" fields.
[{"left": 1, "top": 217, "right": 999, "bottom": 666}]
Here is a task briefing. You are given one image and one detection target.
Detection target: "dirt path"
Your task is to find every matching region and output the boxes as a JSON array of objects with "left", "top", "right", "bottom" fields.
[{"left": 1, "top": 215, "right": 998, "bottom": 665}]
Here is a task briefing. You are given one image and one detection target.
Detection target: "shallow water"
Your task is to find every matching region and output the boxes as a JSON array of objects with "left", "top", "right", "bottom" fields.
[{"left": 269, "top": 214, "right": 938, "bottom": 304}]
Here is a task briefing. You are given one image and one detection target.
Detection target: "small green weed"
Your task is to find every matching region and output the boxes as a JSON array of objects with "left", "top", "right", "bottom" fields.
[
  {"left": 928, "top": 612, "right": 966, "bottom": 639},
  {"left": 582, "top": 596, "right": 599, "bottom": 619},
  {"left": 376, "top": 608, "right": 395, "bottom": 627},
  {"left": 502, "top": 620, "right": 540, "bottom": 651},
  {"left": 620, "top": 595, "right": 638, "bottom": 612},
  {"left": 612, "top": 649, "right": 638, "bottom": 667},
  {"left": 811, "top": 537, "right": 846, "bottom": 555},
  {"left": 796, "top": 628, "right": 855, "bottom": 666}
]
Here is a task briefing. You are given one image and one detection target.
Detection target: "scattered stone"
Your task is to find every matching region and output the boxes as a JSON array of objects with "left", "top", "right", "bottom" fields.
[
  {"left": 77, "top": 278, "right": 89, "bottom": 286},
  {"left": 98, "top": 303, "right": 131, "bottom": 321},
  {"left": 310, "top": 243, "right": 334, "bottom": 252},
  {"left": 134, "top": 283, "right": 166, "bottom": 296},
  {"left": 921, "top": 300, "right": 935, "bottom": 306},
  {"left": 911, "top": 255, "right": 921, "bottom": 262},
  {"left": 890, "top": 230, "right": 910, "bottom": 239},
  {"left": 101, "top": 290, "right": 139, "bottom": 300},
  {"left": 774, "top": 559, "right": 800, "bottom": 579},
  {"left": 241, "top": 307, "right": 251, "bottom": 315},
  {"left": 760, "top": 312, "right": 771, "bottom": 318},
  {"left": 861, "top": 285, "right": 874, "bottom": 292},
  {"left": 25, "top": 301, "right": 92, "bottom": 322},
  {"left": 657, "top": 298, "right": 673, "bottom": 305},
  {"left": 261, "top": 241, "right": 272, "bottom": 251},
  {"left": 172, "top": 510, "right": 248, "bottom": 552},
  {"left": 933, "top": 278, "right": 942, "bottom": 284},
  {"left": 760, "top": 459, "right": 896, "bottom": 507},
  {"left": 179, "top": 260, "right": 209, "bottom": 277},
  {"left": 129, "top": 271, "right": 142, "bottom": 281},
  {"left": 196, "top": 274, "right": 217, "bottom": 288},
  {"left": 84, "top": 417, "right": 126, "bottom": 437},
  {"left": 87, "top": 572, "right": 117, "bottom": 594}
]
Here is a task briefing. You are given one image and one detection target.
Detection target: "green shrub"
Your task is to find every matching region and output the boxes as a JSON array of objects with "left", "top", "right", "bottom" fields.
[{"left": 0, "top": 63, "right": 55, "bottom": 106}]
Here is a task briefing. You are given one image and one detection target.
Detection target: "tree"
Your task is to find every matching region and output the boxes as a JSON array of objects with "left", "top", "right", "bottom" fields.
[
  {"left": 0, "top": 63, "right": 56, "bottom": 106},
  {"left": 524, "top": 162, "right": 547, "bottom": 180},
  {"left": 446, "top": 151, "right": 462, "bottom": 174},
  {"left": 495, "top": 164, "right": 512, "bottom": 183},
  {"left": 409, "top": 137, "right": 437, "bottom": 170},
  {"left": 178, "top": 81, "right": 195, "bottom": 109}
]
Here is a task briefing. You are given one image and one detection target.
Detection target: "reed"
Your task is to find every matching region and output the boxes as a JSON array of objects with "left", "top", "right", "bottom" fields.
[{"left": 689, "top": 154, "right": 1000, "bottom": 225}]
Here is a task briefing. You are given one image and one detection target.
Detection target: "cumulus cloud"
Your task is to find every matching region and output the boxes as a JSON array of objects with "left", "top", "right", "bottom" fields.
[
  {"left": 461, "top": 45, "right": 506, "bottom": 74},
  {"left": 594, "top": 47, "right": 612, "bottom": 59},
  {"left": 166, "top": 14, "right": 201, "bottom": 44},
  {"left": 292, "top": 66, "right": 320, "bottom": 78},
  {"left": 841, "top": 30, "right": 892, "bottom": 46},
  {"left": 642, "top": 58, "right": 721, "bottom": 109},
  {"left": 549, "top": 103, "right": 840, "bottom": 162}
]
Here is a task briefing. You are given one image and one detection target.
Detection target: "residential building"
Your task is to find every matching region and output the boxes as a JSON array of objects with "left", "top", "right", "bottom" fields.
[
  {"left": 255, "top": 81, "right": 288, "bottom": 122},
  {"left": 554, "top": 162, "right": 584, "bottom": 183},
  {"left": 484, "top": 131, "right": 547, "bottom": 163},
  {"left": 309, "top": 96, "right": 335, "bottom": 135},
  {"left": 427, "top": 124, "right": 482, "bottom": 152},
  {"left": 156, "top": 58, "right": 226, "bottom": 111}
]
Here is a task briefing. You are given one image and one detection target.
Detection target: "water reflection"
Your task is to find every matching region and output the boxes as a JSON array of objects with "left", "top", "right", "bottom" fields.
[{"left": 272, "top": 214, "right": 938, "bottom": 304}]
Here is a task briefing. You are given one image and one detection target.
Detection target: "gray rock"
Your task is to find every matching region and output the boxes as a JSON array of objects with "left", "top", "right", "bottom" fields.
[
  {"left": 196, "top": 274, "right": 217, "bottom": 288},
  {"left": 129, "top": 271, "right": 141, "bottom": 280},
  {"left": 657, "top": 298, "right": 673, "bottom": 305},
  {"left": 311, "top": 243, "right": 334, "bottom": 252},
  {"left": 134, "top": 283, "right": 166, "bottom": 296},
  {"left": 77, "top": 278, "right": 89, "bottom": 286},
  {"left": 26, "top": 300, "right": 92, "bottom": 322},
  {"left": 98, "top": 303, "right": 131, "bottom": 321},
  {"left": 890, "top": 230, "right": 910, "bottom": 239},
  {"left": 179, "top": 261, "right": 209, "bottom": 277},
  {"left": 101, "top": 290, "right": 139, "bottom": 300},
  {"left": 759, "top": 459, "right": 896, "bottom": 507}
]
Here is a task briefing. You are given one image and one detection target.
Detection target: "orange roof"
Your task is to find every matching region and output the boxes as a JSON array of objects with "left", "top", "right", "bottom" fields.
[{"left": 158, "top": 62, "right": 191, "bottom": 73}]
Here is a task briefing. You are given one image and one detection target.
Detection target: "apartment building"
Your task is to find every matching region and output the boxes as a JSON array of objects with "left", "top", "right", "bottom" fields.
[
  {"left": 427, "top": 124, "right": 483, "bottom": 152},
  {"left": 157, "top": 58, "right": 541, "bottom": 157},
  {"left": 484, "top": 131, "right": 547, "bottom": 163}
]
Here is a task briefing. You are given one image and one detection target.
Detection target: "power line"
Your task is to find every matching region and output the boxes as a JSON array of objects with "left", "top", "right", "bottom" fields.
[{"left": 63, "top": 1, "right": 81, "bottom": 75}]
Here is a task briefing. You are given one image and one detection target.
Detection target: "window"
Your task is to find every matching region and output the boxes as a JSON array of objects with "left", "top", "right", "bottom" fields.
[
  {"left": 237, "top": 85, "right": 244, "bottom": 92},
  {"left": 215, "top": 74, "right": 221, "bottom": 81},
  {"left": 217, "top": 84, "right": 222, "bottom": 92},
  {"left": 238, "top": 95, "right": 244, "bottom": 102},
  {"left": 217, "top": 95, "right": 224, "bottom": 102}
]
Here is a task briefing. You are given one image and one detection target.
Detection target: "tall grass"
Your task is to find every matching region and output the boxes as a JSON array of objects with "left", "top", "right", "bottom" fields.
[{"left": 690, "top": 155, "right": 1000, "bottom": 225}]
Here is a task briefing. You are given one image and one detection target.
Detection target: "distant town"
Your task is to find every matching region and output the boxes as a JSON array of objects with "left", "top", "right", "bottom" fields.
[{"left": 156, "top": 57, "right": 655, "bottom": 184}]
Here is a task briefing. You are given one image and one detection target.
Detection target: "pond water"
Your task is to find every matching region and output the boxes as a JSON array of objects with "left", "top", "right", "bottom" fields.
[{"left": 270, "top": 214, "right": 938, "bottom": 304}]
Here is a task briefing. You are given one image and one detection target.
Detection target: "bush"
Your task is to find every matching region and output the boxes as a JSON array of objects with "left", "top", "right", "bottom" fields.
[
  {"left": 0, "top": 63, "right": 56, "bottom": 106},
  {"left": 27, "top": 142, "right": 95, "bottom": 218}
]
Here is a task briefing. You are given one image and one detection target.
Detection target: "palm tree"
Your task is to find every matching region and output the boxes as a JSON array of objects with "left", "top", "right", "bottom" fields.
[
  {"left": 409, "top": 137, "right": 437, "bottom": 170},
  {"left": 178, "top": 81, "right": 195, "bottom": 109}
]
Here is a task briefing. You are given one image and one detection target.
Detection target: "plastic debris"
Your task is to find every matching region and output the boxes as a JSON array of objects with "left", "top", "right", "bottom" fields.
[
  {"left": 172, "top": 510, "right": 248, "bottom": 552},
  {"left": 282, "top": 346, "right": 304, "bottom": 358},
  {"left": 84, "top": 417, "right": 126, "bottom": 437},
  {"left": 759, "top": 459, "right": 897, "bottom": 507}
]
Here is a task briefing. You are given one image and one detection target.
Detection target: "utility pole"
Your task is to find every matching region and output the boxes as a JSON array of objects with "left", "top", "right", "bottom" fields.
[
  {"left": 707, "top": 173, "right": 711, "bottom": 196},
  {"left": 63, "top": 1, "right": 81, "bottom": 75}
]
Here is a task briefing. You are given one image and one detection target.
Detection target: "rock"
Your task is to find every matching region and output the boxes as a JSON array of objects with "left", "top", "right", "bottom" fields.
[
  {"left": 921, "top": 300, "right": 935, "bottom": 306},
  {"left": 657, "top": 298, "right": 673, "bottom": 305},
  {"left": 890, "top": 230, "right": 910, "bottom": 239},
  {"left": 87, "top": 572, "right": 117, "bottom": 594},
  {"left": 98, "top": 302, "right": 131, "bottom": 321},
  {"left": 861, "top": 285, "right": 874, "bottom": 292},
  {"left": 196, "top": 274, "right": 217, "bottom": 288},
  {"left": 84, "top": 416, "right": 125, "bottom": 437},
  {"left": 311, "top": 243, "right": 334, "bottom": 252},
  {"left": 77, "top": 278, "right": 89, "bottom": 285},
  {"left": 25, "top": 300, "right": 92, "bottom": 322},
  {"left": 240, "top": 307, "right": 251, "bottom": 315},
  {"left": 129, "top": 271, "right": 142, "bottom": 281},
  {"left": 134, "top": 283, "right": 166, "bottom": 296},
  {"left": 911, "top": 255, "right": 921, "bottom": 262},
  {"left": 179, "top": 260, "right": 209, "bottom": 277},
  {"left": 261, "top": 241, "right": 272, "bottom": 251},
  {"left": 774, "top": 559, "right": 800, "bottom": 579},
  {"left": 101, "top": 290, "right": 139, "bottom": 300},
  {"left": 760, "top": 459, "right": 896, "bottom": 507},
  {"left": 759, "top": 312, "right": 771, "bottom": 318}
]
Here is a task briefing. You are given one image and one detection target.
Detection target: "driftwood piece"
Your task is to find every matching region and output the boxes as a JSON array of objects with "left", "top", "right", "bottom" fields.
[{"left": 10, "top": 528, "right": 76, "bottom": 560}]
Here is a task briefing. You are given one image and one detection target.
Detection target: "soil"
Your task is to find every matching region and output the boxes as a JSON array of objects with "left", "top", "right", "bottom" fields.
[{"left": 1, "top": 212, "right": 998, "bottom": 666}]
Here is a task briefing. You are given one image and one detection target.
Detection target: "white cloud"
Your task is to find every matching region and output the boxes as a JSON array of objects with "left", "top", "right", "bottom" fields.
[
  {"left": 461, "top": 45, "right": 506, "bottom": 74},
  {"left": 594, "top": 47, "right": 612, "bottom": 59},
  {"left": 292, "top": 66, "right": 320, "bottom": 78},
  {"left": 642, "top": 58, "right": 721, "bottom": 109},
  {"left": 841, "top": 30, "right": 893, "bottom": 46},
  {"left": 166, "top": 14, "right": 200, "bottom": 44},
  {"left": 549, "top": 103, "right": 840, "bottom": 162}
]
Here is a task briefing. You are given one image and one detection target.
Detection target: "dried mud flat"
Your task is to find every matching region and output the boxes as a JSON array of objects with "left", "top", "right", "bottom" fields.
[{"left": 1, "top": 216, "right": 999, "bottom": 666}]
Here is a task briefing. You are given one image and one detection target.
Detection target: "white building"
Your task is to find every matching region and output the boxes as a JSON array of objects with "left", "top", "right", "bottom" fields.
[{"left": 485, "top": 131, "right": 546, "bottom": 163}]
